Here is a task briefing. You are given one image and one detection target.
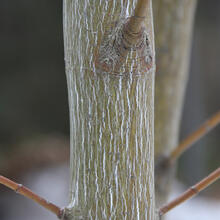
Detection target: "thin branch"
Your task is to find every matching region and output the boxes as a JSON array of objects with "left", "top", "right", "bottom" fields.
[
  {"left": 159, "top": 167, "right": 220, "bottom": 216},
  {"left": 95, "top": 0, "right": 152, "bottom": 73},
  {"left": 128, "top": 0, "right": 149, "bottom": 34},
  {"left": 0, "top": 175, "right": 64, "bottom": 219},
  {"left": 135, "top": 0, "right": 149, "bottom": 17},
  {"left": 119, "top": 0, "right": 149, "bottom": 47},
  {"left": 168, "top": 110, "right": 220, "bottom": 164}
]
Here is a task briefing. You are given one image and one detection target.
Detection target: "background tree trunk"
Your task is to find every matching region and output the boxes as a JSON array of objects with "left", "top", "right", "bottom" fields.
[
  {"left": 153, "top": 0, "right": 198, "bottom": 208},
  {"left": 63, "top": 1, "right": 155, "bottom": 219}
]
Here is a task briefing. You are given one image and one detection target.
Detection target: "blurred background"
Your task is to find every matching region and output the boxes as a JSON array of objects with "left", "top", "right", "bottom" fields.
[{"left": 0, "top": 1, "right": 219, "bottom": 219}]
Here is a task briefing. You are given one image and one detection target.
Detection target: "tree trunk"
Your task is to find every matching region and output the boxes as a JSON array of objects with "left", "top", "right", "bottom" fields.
[
  {"left": 153, "top": 0, "right": 197, "bottom": 208},
  {"left": 63, "top": 1, "right": 155, "bottom": 219}
]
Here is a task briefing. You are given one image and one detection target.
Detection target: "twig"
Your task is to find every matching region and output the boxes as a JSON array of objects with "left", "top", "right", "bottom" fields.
[
  {"left": 95, "top": 0, "right": 152, "bottom": 73},
  {"left": 135, "top": 0, "right": 149, "bottom": 17},
  {"left": 127, "top": 0, "right": 149, "bottom": 34},
  {"left": 159, "top": 167, "right": 220, "bottom": 216},
  {"left": 0, "top": 175, "right": 64, "bottom": 218},
  {"left": 168, "top": 110, "right": 220, "bottom": 164},
  {"left": 118, "top": 0, "right": 149, "bottom": 47}
]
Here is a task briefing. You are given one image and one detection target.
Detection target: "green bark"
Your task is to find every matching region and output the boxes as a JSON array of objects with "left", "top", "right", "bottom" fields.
[{"left": 63, "top": 1, "right": 155, "bottom": 219}]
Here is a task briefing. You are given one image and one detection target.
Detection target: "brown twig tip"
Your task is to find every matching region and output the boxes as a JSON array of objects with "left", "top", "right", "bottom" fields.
[
  {"left": 169, "top": 110, "right": 220, "bottom": 164},
  {"left": 135, "top": 0, "right": 149, "bottom": 18},
  {"left": 0, "top": 175, "right": 62, "bottom": 218},
  {"left": 129, "top": 0, "right": 149, "bottom": 33},
  {"left": 95, "top": 0, "right": 152, "bottom": 74},
  {"left": 159, "top": 167, "right": 220, "bottom": 216}
]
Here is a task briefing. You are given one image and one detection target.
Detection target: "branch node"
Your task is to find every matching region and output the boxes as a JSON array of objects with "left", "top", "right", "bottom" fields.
[
  {"left": 190, "top": 186, "right": 198, "bottom": 194},
  {"left": 0, "top": 175, "right": 62, "bottom": 218},
  {"left": 95, "top": 17, "right": 153, "bottom": 74},
  {"left": 15, "top": 184, "right": 23, "bottom": 193},
  {"left": 159, "top": 167, "right": 220, "bottom": 216}
]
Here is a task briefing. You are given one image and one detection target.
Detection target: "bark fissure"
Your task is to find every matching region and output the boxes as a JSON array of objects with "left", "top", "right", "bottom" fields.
[{"left": 63, "top": 0, "right": 155, "bottom": 219}]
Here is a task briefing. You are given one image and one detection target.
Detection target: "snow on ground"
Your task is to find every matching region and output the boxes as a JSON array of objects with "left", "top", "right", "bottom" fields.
[{"left": 1, "top": 165, "right": 219, "bottom": 220}]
